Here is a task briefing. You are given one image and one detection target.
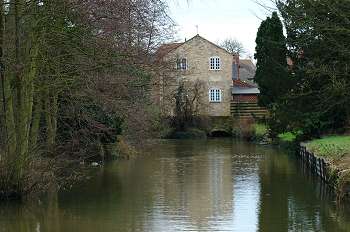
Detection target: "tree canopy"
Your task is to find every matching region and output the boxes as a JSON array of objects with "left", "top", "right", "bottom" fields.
[
  {"left": 220, "top": 38, "right": 246, "bottom": 56},
  {"left": 256, "top": 1, "right": 350, "bottom": 138},
  {"left": 0, "top": 0, "right": 174, "bottom": 200}
]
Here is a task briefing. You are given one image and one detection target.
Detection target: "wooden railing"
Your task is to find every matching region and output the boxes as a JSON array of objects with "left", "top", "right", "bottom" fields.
[
  {"left": 299, "top": 146, "right": 329, "bottom": 183},
  {"left": 230, "top": 101, "right": 268, "bottom": 118}
]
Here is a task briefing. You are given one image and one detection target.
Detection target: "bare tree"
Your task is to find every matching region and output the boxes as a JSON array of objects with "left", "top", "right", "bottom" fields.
[
  {"left": 173, "top": 79, "right": 206, "bottom": 130},
  {"left": 76, "top": 0, "right": 175, "bottom": 63},
  {"left": 219, "top": 38, "right": 246, "bottom": 56},
  {"left": 0, "top": 0, "right": 176, "bottom": 199}
]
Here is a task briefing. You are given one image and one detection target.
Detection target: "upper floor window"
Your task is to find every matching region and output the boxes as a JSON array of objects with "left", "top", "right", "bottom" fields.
[
  {"left": 177, "top": 58, "right": 187, "bottom": 70},
  {"left": 209, "top": 88, "right": 222, "bottom": 102},
  {"left": 210, "top": 57, "right": 220, "bottom": 70}
]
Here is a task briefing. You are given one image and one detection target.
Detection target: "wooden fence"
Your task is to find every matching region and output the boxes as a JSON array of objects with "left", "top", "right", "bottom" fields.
[{"left": 299, "top": 146, "right": 329, "bottom": 183}]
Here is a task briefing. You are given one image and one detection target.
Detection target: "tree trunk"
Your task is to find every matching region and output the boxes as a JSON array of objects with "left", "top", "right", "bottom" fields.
[
  {"left": 45, "top": 91, "right": 58, "bottom": 151},
  {"left": 29, "top": 94, "right": 42, "bottom": 151},
  {"left": 0, "top": 1, "right": 4, "bottom": 144}
]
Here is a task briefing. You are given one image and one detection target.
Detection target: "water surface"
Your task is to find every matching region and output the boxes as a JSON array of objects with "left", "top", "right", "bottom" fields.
[{"left": 0, "top": 139, "right": 349, "bottom": 232}]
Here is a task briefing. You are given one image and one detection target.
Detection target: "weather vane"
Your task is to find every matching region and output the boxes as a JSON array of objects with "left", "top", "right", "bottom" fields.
[{"left": 196, "top": 25, "right": 199, "bottom": 35}]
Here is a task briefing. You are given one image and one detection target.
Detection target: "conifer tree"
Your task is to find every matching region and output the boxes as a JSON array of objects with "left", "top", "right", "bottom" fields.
[
  {"left": 275, "top": 0, "right": 350, "bottom": 136},
  {"left": 254, "top": 12, "right": 290, "bottom": 107}
]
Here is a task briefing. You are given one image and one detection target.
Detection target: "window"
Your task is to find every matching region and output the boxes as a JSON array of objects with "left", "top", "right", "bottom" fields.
[
  {"left": 209, "top": 88, "right": 222, "bottom": 102},
  {"left": 210, "top": 57, "right": 220, "bottom": 70},
  {"left": 177, "top": 58, "right": 187, "bottom": 70}
]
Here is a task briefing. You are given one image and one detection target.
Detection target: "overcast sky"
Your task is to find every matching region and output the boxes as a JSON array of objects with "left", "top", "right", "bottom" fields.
[{"left": 168, "top": 0, "right": 275, "bottom": 58}]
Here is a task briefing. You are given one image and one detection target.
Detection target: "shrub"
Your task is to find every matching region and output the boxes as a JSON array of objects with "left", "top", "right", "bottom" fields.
[
  {"left": 240, "top": 118, "right": 256, "bottom": 141},
  {"left": 254, "top": 124, "right": 268, "bottom": 138}
]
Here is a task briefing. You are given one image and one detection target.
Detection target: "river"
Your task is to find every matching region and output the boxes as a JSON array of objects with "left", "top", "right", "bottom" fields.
[{"left": 0, "top": 139, "right": 349, "bottom": 232}]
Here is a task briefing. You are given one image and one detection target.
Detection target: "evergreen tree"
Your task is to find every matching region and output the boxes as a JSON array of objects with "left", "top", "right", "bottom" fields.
[
  {"left": 254, "top": 12, "right": 291, "bottom": 107},
  {"left": 275, "top": 0, "right": 350, "bottom": 136}
]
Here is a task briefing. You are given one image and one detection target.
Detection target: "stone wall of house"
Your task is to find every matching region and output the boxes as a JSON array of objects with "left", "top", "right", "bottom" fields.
[{"left": 163, "top": 35, "right": 233, "bottom": 117}]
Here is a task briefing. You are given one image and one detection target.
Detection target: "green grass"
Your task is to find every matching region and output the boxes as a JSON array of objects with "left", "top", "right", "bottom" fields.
[
  {"left": 305, "top": 136, "right": 350, "bottom": 159},
  {"left": 306, "top": 136, "right": 350, "bottom": 200},
  {"left": 278, "top": 132, "right": 298, "bottom": 142},
  {"left": 254, "top": 124, "right": 268, "bottom": 137}
]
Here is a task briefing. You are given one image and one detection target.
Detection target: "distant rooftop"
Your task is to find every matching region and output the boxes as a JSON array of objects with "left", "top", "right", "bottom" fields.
[
  {"left": 239, "top": 59, "right": 256, "bottom": 86},
  {"left": 232, "top": 87, "right": 260, "bottom": 95}
]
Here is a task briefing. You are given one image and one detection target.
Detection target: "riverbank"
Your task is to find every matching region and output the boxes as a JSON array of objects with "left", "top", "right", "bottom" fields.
[
  {"left": 137, "top": 121, "right": 350, "bottom": 202},
  {"left": 1, "top": 139, "right": 350, "bottom": 231},
  {"left": 304, "top": 136, "right": 350, "bottom": 200},
  {"left": 250, "top": 124, "right": 350, "bottom": 201},
  {"left": 276, "top": 133, "right": 350, "bottom": 201}
]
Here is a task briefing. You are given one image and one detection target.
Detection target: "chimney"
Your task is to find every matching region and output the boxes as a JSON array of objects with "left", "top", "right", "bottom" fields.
[{"left": 232, "top": 55, "right": 240, "bottom": 80}]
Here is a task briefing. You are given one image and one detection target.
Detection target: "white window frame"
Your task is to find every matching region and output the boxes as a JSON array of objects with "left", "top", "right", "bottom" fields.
[
  {"left": 209, "top": 88, "right": 222, "bottom": 102},
  {"left": 176, "top": 58, "right": 188, "bottom": 70},
  {"left": 209, "top": 56, "right": 220, "bottom": 70}
]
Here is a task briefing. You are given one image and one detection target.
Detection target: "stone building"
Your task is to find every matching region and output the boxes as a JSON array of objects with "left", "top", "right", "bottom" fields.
[
  {"left": 155, "top": 34, "right": 265, "bottom": 119},
  {"left": 155, "top": 34, "right": 234, "bottom": 117}
]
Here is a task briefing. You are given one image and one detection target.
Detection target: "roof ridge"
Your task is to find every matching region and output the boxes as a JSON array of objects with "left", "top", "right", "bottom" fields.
[
  {"left": 190, "top": 34, "right": 233, "bottom": 56},
  {"left": 158, "top": 34, "right": 234, "bottom": 57}
]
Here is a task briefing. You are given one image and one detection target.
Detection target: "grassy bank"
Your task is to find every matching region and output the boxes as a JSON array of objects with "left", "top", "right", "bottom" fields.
[
  {"left": 305, "top": 136, "right": 350, "bottom": 200},
  {"left": 278, "top": 132, "right": 298, "bottom": 142},
  {"left": 252, "top": 121, "right": 350, "bottom": 200},
  {"left": 305, "top": 136, "right": 350, "bottom": 160},
  {"left": 254, "top": 124, "right": 268, "bottom": 138}
]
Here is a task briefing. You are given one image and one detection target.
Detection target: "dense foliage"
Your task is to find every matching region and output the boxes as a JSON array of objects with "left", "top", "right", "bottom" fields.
[
  {"left": 0, "top": 0, "right": 173, "bottom": 200},
  {"left": 276, "top": 0, "right": 350, "bottom": 137},
  {"left": 254, "top": 12, "right": 291, "bottom": 108},
  {"left": 255, "top": 2, "right": 350, "bottom": 138}
]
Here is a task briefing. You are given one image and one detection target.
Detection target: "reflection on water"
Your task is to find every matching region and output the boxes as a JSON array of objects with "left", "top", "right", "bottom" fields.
[{"left": 0, "top": 139, "right": 349, "bottom": 232}]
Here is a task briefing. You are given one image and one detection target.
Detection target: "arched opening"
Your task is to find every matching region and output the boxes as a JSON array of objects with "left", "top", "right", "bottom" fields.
[{"left": 210, "top": 130, "right": 231, "bottom": 137}]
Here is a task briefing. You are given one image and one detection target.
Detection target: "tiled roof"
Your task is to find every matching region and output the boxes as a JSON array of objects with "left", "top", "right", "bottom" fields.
[
  {"left": 155, "top": 43, "right": 183, "bottom": 62},
  {"left": 239, "top": 59, "right": 256, "bottom": 85},
  {"left": 240, "top": 59, "right": 256, "bottom": 72},
  {"left": 155, "top": 34, "right": 234, "bottom": 62},
  {"left": 232, "top": 79, "right": 260, "bottom": 95},
  {"left": 191, "top": 34, "right": 233, "bottom": 56},
  {"left": 232, "top": 79, "right": 255, "bottom": 88}
]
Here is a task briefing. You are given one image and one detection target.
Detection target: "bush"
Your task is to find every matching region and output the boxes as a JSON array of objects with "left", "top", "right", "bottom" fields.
[
  {"left": 254, "top": 124, "right": 268, "bottom": 138},
  {"left": 278, "top": 132, "right": 298, "bottom": 142},
  {"left": 115, "top": 136, "right": 137, "bottom": 159}
]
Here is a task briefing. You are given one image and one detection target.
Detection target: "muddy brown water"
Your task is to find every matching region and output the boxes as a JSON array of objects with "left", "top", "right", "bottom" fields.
[{"left": 0, "top": 139, "right": 349, "bottom": 232}]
